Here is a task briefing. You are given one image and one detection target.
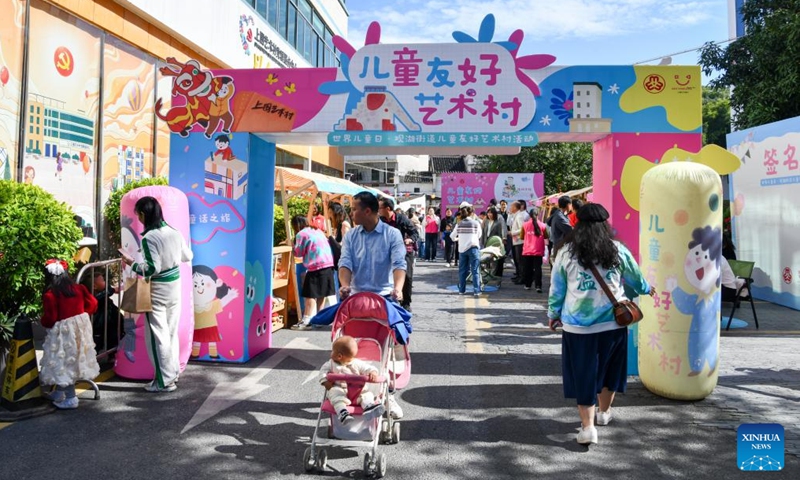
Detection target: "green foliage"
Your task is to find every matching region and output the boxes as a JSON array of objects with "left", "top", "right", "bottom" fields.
[
  {"left": 273, "top": 196, "right": 311, "bottom": 245},
  {"left": 0, "top": 312, "right": 16, "bottom": 348},
  {"left": 474, "top": 143, "right": 593, "bottom": 195},
  {"left": 102, "top": 177, "right": 168, "bottom": 258},
  {"left": 699, "top": 0, "right": 800, "bottom": 130},
  {"left": 703, "top": 86, "right": 731, "bottom": 147},
  {"left": 0, "top": 180, "right": 82, "bottom": 319}
]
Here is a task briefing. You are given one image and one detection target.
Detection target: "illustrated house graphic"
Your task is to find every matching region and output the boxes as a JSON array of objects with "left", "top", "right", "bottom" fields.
[
  {"left": 205, "top": 156, "right": 248, "bottom": 200},
  {"left": 569, "top": 82, "right": 612, "bottom": 133}
]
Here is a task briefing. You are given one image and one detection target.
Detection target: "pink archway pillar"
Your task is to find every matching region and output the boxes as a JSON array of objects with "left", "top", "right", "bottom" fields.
[{"left": 592, "top": 133, "right": 703, "bottom": 261}]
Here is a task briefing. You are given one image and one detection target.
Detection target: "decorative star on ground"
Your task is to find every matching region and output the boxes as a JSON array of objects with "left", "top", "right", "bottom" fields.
[
  {"left": 539, "top": 115, "right": 551, "bottom": 126},
  {"left": 607, "top": 83, "right": 620, "bottom": 95}
]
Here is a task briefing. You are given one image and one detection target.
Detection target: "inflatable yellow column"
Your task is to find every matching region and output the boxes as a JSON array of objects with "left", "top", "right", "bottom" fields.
[{"left": 639, "top": 162, "right": 723, "bottom": 400}]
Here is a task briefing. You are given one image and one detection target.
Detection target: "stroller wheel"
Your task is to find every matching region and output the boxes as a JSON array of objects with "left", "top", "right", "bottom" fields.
[
  {"left": 363, "top": 452, "right": 373, "bottom": 476},
  {"left": 375, "top": 452, "right": 388, "bottom": 478},
  {"left": 391, "top": 422, "right": 401, "bottom": 444},
  {"left": 316, "top": 448, "right": 328, "bottom": 470},
  {"left": 303, "top": 447, "right": 315, "bottom": 472}
]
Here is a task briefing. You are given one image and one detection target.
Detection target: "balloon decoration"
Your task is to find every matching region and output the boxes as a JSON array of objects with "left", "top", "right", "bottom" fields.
[
  {"left": 80, "top": 152, "right": 91, "bottom": 174},
  {"left": 127, "top": 80, "right": 142, "bottom": 111},
  {"left": 0, "top": 66, "right": 9, "bottom": 86}
]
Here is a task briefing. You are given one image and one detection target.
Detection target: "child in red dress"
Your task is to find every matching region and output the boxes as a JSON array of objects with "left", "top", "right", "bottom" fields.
[{"left": 40, "top": 259, "right": 100, "bottom": 409}]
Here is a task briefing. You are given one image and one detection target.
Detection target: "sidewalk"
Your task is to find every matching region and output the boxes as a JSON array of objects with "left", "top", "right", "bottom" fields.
[{"left": 0, "top": 255, "right": 797, "bottom": 479}]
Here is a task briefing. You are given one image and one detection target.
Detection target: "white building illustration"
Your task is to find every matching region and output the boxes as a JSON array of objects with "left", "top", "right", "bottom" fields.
[{"left": 570, "top": 82, "right": 612, "bottom": 133}]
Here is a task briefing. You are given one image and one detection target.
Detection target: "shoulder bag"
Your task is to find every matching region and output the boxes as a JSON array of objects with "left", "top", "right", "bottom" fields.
[{"left": 587, "top": 264, "right": 643, "bottom": 326}]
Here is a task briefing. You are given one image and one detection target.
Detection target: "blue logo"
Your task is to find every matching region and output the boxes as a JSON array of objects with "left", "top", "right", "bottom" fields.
[{"left": 737, "top": 424, "right": 784, "bottom": 471}]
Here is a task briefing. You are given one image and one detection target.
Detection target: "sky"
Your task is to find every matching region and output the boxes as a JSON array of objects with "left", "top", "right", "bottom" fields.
[{"left": 342, "top": 0, "right": 731, "bottom": 77}]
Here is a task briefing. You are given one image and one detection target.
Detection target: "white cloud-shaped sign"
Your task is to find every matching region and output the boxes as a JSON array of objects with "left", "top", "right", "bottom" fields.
[{"left": 347, "top": 42, "right": 535, "bottom": 133}]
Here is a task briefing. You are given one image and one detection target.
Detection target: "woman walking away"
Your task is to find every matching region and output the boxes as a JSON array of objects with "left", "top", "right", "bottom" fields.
[
  {"left": 121, "top": 196, "right": 194, "bottom": 393},
  {"left": 547, "top": 203, "right": 655, "bottom": 445},
  {"left": 40, "top": 259, "right": 100, "bottom": 409},
  {"left": 423, "top": 207, "right": 440, "bottom": 261},
  {"left": 441, "top": 208, "right": 456, "bottom": 267},
  {"left": 290, "top": 215, "right": 335, "bottom": 330},
  {"left": 521, "top": 209, "right": 547, "bottom": 292}
]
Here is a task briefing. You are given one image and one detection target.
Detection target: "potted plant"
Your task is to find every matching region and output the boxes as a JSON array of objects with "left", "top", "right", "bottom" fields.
[{"left": 0, "top": 180, "right": 82, "bottom": 378}]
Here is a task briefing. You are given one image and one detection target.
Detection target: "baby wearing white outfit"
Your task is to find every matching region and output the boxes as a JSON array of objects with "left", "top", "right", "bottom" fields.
[{"left": 319, "top": 336, "right": 385, "bottom": 424}]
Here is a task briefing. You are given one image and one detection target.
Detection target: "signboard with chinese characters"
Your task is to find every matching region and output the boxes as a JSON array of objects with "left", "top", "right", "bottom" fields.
[
  {"left": 440, "top": 173, "right": 544, "bottom": 212},
  {"left": 728, "top": 116, "right": 800, "bottom": 310}
]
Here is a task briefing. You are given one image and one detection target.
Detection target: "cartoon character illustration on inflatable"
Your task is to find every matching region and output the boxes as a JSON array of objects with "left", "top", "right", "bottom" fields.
[
  {"left": 665, "top": 226, "right": 722, "bottom": 377},
  {"left": 119, "top": 216, "right": 141, "bottom": 362},
  {"left": 155, "top": 57, "right": 234, "bottom": 138},
  {"left": 191, "top": 265, "right": 239, "bottom": 359}
]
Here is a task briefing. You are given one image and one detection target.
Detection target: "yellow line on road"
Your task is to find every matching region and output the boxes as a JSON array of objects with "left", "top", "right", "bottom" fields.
[
  {"left": 76, "top": 368, "right": 115, "bottom": 395},
  {"left": 464, "top": 296, "right": 492, "bottom": 353}
]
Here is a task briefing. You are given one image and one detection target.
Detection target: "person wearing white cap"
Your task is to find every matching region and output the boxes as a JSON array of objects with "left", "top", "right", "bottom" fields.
[{"left": 450, "top": 203, "right": 482, "bottom": 296}]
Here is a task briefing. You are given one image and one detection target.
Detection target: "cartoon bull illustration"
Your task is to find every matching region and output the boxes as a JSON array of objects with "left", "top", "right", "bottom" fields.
[{"left": 155, "top": 58, "right": 233, "bottom": 138}]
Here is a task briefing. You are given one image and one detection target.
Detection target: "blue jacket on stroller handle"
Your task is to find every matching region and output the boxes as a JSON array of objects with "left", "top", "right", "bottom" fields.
[{"left": 308, "top": 294, "right": 413, "bottom": 345}]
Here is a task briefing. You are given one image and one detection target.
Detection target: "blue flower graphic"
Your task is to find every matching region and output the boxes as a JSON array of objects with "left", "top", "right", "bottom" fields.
[{"left": 549, "top": 89, "right": 574, "bottom": 126}]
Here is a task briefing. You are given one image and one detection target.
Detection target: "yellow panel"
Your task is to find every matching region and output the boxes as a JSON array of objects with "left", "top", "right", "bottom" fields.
[{"left": 619, "top": 66, "right": 702, "bottom": 132}]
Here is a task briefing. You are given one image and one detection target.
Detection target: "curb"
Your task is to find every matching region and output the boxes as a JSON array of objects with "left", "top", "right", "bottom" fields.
[{"left": 0, "top": 402, "right": 57, "bottom": 422}]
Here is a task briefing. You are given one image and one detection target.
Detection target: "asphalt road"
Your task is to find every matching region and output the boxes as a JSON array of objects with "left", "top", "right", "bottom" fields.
[{"left": 1, "top": 259, "right": 798, "bottom": 479}]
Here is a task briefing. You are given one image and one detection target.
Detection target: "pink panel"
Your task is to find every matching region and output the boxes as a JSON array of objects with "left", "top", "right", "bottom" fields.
[
  {"left": 115, "top": 186, "right": 194, "bottom": 379},
  {"left": 593, "top": 133, "right": 702, "bottom": 261}
]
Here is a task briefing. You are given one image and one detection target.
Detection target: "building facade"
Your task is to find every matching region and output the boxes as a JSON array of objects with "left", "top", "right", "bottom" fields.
[{"left": 0, "top": 0, "right": 347, "bottom": 252}]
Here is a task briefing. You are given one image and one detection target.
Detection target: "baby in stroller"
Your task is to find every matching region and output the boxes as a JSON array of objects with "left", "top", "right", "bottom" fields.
[
  {"left": 468, "top": 235, "right": 506, "bottom": 289},
  {"left": 320, "top": 336, "right": 386, "bottom": 424}
]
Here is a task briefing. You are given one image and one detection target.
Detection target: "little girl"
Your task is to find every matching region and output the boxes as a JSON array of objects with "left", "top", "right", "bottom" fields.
[{"left": 40, "top": 259, "right": 100, "bottom": 409}]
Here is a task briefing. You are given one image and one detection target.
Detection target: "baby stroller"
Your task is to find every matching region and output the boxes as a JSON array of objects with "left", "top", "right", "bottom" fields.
[
  {"left": 304, "top": 292, "right": 411, "bottom": 478},
  {"left": 467, "top": 235, "right": 506, "bottom": 290}
]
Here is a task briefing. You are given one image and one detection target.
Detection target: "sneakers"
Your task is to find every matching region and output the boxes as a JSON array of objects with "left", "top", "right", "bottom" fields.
[
  {"left": 53, "top": 396, "right": 79, "bottom": 410},
  {"left": 291, "top": 321, "right": 312, "bottom": 330},
  {"left": 362, "top": 402, "right": 386, "bottom": 420},
  {"left": 144, "top": 381, "right": 178, "bottom": 393},
  {"left": 596, "top": 409, "right": 612, "bottom": 426},
  {"left": 524, "top": 286, "right": 531, "bottom": 290},
  {"left": 338, "top": 409, "right": 354, "bottom": 424},
  {"left": 458, "top": 291, "right": 465, "bottom": 295},
  {"left": 536, "top": 288, "right": 543, "bottom": 293},
  {"left": 387, "top": 395, "right": 404, "bottom": 419},
  {"left": 446, "top": 263, "right": 452, "bottom": 267},
  {"left": 577, "top": 425, "right": 598, "bottom": 445},
  {"left": 473, "top": 292, "right": 481, "bottom": 297},
  {"left": 43, "top": 389, "right": 66, "bottom": 403}
]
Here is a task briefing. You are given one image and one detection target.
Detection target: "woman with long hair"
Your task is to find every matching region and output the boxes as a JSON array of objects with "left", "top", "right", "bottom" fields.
[
  {"left": 327, "top": 201, "right": 351, "bottom": 269},
  {"left": 120, "top": 196, "right": 193, "bottom": 392},
  {"left": 521, "top": 208, "right": 547, "bottom": 292},
  {"left": 547, "top": 203, "right": 654, "bottom": 445}
]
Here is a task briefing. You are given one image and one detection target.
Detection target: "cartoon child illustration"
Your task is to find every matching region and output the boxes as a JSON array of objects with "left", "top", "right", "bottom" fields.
[
  {"left": 118, "top": 216, "right": 141, "bottom": 362},
  {"left": 24, "top": 165, "right": 35, "bottom": 184},
  {"left": 205, "top": 77, "right": 235, "bottom": 139},
  {"left": 212, "top": 134, "right": 234, "bottom": 161},
  {"left": 502, "top": 176, "right": 518, "bottom": 197},
  {"left": 192, "top": 265, "right": 239, "bottom": 359},
  {"left": 56, "top": 154, "right": 64, "bottom": 181},
  {"left": 665, "top": 226, "right": 722, "bottom": 377}
]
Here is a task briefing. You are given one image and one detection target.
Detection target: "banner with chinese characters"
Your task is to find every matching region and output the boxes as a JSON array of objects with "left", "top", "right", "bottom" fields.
[
  {"left": 728, "top": 117, "right": 800, "bottom": 310},
  {"left": 154, "top": 14, "right": 702, "bottom": 149},
  {"left": 440, "top": 173, "right": 544, "bottom": 212}
]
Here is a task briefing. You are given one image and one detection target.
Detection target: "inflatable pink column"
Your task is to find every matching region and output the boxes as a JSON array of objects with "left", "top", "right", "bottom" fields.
[{"left": 115, "top": 185, "right": 195, "bottom": 379}]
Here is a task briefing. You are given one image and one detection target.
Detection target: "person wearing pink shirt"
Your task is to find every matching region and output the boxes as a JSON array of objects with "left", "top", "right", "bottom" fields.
[
  {"left": 521, "top": 209, "right": 548, "bottom": 292},
  {"left": 290, "top": 215, "right": 335, "bottom": 330},
  {"left": 423, "top": 207, "right": 440, "bottom": 261}
]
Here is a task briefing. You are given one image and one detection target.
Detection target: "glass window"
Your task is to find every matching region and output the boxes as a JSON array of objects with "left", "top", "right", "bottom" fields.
[
  {"left": 296, "top": 19, "right": 305, "bottom": 54},
  {"left": 312, "top": 12, "right": 324, "bottom": 35},
  {"left": 256, "top": 0, "right": 268, "bottom": 18},
  {"left": 268, "top": 0, "right": 278, "bottom": 28},
  {"left": 36, "top": 126, "right": 39, "bottom": 134},
  {"left": 311, "top": 32, "right": 318, "bottom": 66},
  {"left": 287, "top": 7, "right": 296, "bottom": 45},
  {"left": 304, "top": 19, "right": 313, "bottom": 62},
  {"left": 299, "top": 0, "right": 312, "bottom": 20},
  {"left": 278, "top": 0, "right": 288, "bottom": 37}
]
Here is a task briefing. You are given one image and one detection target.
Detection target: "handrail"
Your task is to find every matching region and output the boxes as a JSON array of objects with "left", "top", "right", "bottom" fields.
[{"left": 76, "top": 258, "right": 124, "bottom": 362}]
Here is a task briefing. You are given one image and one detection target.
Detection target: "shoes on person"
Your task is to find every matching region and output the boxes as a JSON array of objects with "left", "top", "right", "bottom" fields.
[
  {"left": 291, "top": 321, "right": 312, "bottom": 330},
  {"left": 536, "top": 288, "right": 543, "bottom": 293},
  {"left": 458, "top": 291, "right": 465, "bottom": 295},
  {"left": 473, "top": 292, "right": 481, "bottom": 297},
  {"left": 446, "top": 263, "right": 452, "bottom": 267},
  {"left": 577, "top": 425, "right": 598, "bottom": 445},
  {"left": 53, "top": 396, "right": 79, "bottom": 410},
  {"left": 43, "top": 388, "right": 66, "bottom": 403},
  {"left": 596, "top": 409, "right": 612, "bottom": 426},
  {"left": 144, "top": 381, "right": 177, "bottom": 393},
  {"left": 387, "top": 395, "right": 404, "bottom": 419},
  {"left": 362, "top": 402, "right": 386, "bottom": 419},
  {"left": 338, "top": 409, "right": 354, "bottom": 424},
  {"left": 524, "top": 286, "right": 531, "bottom": 290}
]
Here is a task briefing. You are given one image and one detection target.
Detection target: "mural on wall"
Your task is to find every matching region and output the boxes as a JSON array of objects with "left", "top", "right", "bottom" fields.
[
  {"left": 101, "top": 37, "right": 156, "bottom": 204},
  {"left": 23, "top": 0, "right": 101, "bottom": 239},
  {"left": 727, "top": 117, "right": 800, "bottom": 310},
  {"left": 440, "top": 172, "right": 545, "bottom": 211},
  {"left": 0, "top": 0, "right": 25, "bottom": 180}
]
